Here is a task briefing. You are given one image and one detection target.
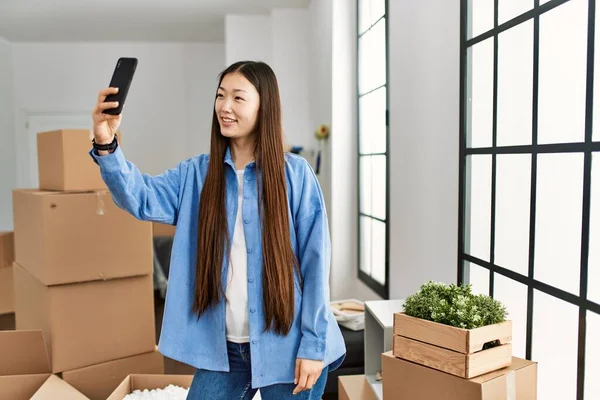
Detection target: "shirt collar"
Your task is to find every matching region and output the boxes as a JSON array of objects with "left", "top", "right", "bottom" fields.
[{"left": 223, "top": 146, "right": 256, "bottom": 170}]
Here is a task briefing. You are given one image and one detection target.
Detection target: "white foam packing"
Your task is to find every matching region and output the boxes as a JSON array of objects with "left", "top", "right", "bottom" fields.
[{"left": 121, "top": 384, "right": 189, "bottom": 400}]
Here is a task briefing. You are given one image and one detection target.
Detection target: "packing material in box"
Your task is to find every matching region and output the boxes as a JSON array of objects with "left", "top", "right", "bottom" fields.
[
  {"left": 13, "top": 189, "right": 152, "bottom": 286},
  {"left": 107, "top": 374, "right": 193, "bottom": 400},
  {"left": 14, "top": 263, "right": 156, "bottom": 373},
  {"left": 382, "top": 351, "right": 537, "bottom": 400},
  {"left": 62, "top": 348, "right": 164, "bottom": 400},
  {"left": 0, "top": 231, "right": 14, "bottom": 268},
  {"left": 37, "top": 128, "right": 107, "bottom": 191},
  {"left": 338, "top": 375, "right": 378, "bottom": 400},
  {"left": 0, "top": 265, "right": 14, "bottom": 315},
  {"left": 0, "top": 330, "right": 89, "bottom": 399}
]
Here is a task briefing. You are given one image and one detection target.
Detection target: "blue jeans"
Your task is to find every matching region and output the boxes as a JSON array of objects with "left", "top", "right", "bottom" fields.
[{"left": 187, "top": 341, "right": 329, "bottom": 399}]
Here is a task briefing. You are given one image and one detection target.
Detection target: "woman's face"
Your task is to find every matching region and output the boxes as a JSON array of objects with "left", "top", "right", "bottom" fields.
[{"left": 215, "top": 72, "right": 260, "bottom": 139}]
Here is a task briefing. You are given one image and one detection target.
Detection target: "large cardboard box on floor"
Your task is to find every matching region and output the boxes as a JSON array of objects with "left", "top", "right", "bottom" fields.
[
  {"left": 382, "top": 351, "right": 537, "bottom": 399},
  {"left": 37, "top": 128, "right": 107, "bottom": 191},
  {"left": 0, "top": 265, "right": 14, "bottom": 315},
  {"left": 107, "top": 374, "right": 193, "bottom": 400},
  {"left": 338, "top": 375, "right": 378, "bottom": 400},
  {"left": 13, "top": 189, "right": 152, "bottom": 286},
  {"left": 62, "top": 348, "right": 164, "bottom": 400},
  {"left": 0, "top": 330, "right": 89, "bottom": 399},
  {"left": 0, "top": 231, "right": 14, "bottom": 268},
  {"left": 14, "top": 263, "right": 156, "bottom": 373}
]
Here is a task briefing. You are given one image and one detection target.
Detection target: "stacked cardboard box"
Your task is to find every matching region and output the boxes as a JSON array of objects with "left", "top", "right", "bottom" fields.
[
  {"left": 382, "top": 352, "right": 537, "bottom": 400},
  {"left": 0, "top": 330, "right": 89, "bottom": 399},
  {"left": 382, "top": 312, "right": 538, "bottom": 399},
  {"left": 0, "top": 231, "right": 15, "bottom": 329},
  {"left": 12, "top": 129, "right": 164, "bottom": 400}
]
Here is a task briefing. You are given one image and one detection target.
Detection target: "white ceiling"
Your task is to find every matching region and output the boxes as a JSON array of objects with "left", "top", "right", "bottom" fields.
[{"left": 0, "top": 0, "right": 310, "bottom": 42}]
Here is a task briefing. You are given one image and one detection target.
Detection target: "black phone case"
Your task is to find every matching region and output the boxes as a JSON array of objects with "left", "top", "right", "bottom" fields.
[{"left": 103, "top": 57, "right": 138, "bottom": 115}]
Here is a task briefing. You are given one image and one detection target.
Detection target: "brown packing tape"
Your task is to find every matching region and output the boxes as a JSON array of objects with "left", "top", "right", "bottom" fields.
[
  {"left": 96, "top": 191, "right": 108, "bottom": 216},
  {"left": 506, "top": 370, "right": 516, "bottom": 400}
]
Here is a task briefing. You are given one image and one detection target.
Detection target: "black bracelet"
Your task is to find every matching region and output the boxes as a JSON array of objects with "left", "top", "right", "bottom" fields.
[{"left": 92, "top": 135, "right": 118, "bottom": 151}]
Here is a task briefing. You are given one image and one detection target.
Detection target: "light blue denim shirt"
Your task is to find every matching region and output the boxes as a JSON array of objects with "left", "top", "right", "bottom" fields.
[{"left": 90, "top": 144, "right": 346, "bottom": 388}]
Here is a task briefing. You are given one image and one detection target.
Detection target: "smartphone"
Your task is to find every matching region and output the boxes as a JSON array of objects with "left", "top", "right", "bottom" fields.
[{"left": 102, "top": 57, "right": 138, "bottom": 115}]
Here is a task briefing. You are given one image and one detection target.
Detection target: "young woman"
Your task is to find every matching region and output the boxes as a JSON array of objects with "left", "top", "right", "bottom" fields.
[{"left": 90, "top": 60, "right": 346, "bottom": 399}]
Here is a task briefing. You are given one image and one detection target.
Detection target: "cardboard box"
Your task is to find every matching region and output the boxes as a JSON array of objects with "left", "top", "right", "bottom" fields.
[
  {"left": 338, "top": 375, "right": 378, "bottom": 400},
  {"left": 0, "top": 312, "right": 15, "bottom": 330},
  {"left": 14, "top": 264, "right": 156, "bottom": 373},
  {"left": 0, "top": 330, "right": 89, "bottom": 399},
  {"left": 382, "top": 351, "right": 537, "bottom": 400},
  {"left": 107, "top": 374, "right": 193, "bottom": 400},
  {"left": 153, "top": 221, "right": 176, "bottom": 237},
  {"left": 13, "top": 189, "right": 152, "bottom": 286},
  {"left": 62, "top": 348, "right": 164, "bottom": 400},
  {"left": 0, "top": 266, "right": 14, "bottom": 315},
  {"left": 0, "top": 231, "right": 14, "bottom": 268},
  {"left": 37, "top": 129, "right": 107, "bottom": 191}
]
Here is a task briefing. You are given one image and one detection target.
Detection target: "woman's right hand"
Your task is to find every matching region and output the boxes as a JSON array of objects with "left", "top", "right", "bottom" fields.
[{"left": 92, "top": 87, "right": 122, "bottom": 144}]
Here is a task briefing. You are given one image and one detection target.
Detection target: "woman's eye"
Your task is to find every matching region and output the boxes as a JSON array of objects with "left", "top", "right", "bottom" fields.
[
  {"left": 235, "top": 96, "right": 245, "bottom": 101},
  {"left": 216, "top": 93, "right": 224, "bottom": 98}
]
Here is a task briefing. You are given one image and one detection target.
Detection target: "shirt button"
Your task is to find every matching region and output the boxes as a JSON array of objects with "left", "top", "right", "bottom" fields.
[
  {"left": 244, "top": 219, "right": 250, "bottom": 224},
  {"left": 245, "top": 176, "right": 251, "bottom": 182},
  {"left": 248, "top": 278, "right": 254, "bottom": 283},
  {"left": 252, "top": 340, "right": 257, "bottom": 344},
  {"left": 317, "top": 347, "right": 323, "bottom": 352},
  {"left": 247, "top": 248, "right": 252, "bottom": 253},
  {"left": 244, "top": 195, "right": 250, "bottom": 200},
  {"left": 250, "top": 308, "right": 256, "bottom": 313}
]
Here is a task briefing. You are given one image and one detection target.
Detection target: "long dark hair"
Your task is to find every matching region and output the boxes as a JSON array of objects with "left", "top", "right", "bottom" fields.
[{"left": 193, "top": 61, "right": 300, "bottom": 335}]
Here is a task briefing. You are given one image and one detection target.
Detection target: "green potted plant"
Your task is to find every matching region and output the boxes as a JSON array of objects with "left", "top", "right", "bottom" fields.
[{"left": 393, "top": 281, "right": 513, "bottom": 379}]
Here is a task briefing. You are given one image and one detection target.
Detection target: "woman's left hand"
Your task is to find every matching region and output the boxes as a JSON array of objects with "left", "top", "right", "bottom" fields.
[{"left": 293, "top": 358, "right": 324, "bottom": 394}]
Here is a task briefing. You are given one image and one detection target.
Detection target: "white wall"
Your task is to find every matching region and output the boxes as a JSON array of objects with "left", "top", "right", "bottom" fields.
[
  {"left": 331, "top": 0, "right": 381, "bottom": 302},
  {"left": 11, "top": 42, "right": 224, "bottom": 182},
  {"left": 225, "top": 15, "right": 272, "bottom": 66},
  {"left": 271, "top": 9, "right": 312, "bottom": 151},
  {"left": 388, "top": 1, "right": 460, "bottom": 299},
  {"left": 329, "top": 0, "right": 460, "bottom": 302},
  {"left": 308, "top": 0, "right": 332, "bottom": 225},
  {"left": 0, "top": 38, "right": 15, "bottom": 230},
  {"left": 183, "top": 43, "right": 225, "bottom": 159},
  {"left": 224, "top": 10, "right": 318, "bottom": 175}
]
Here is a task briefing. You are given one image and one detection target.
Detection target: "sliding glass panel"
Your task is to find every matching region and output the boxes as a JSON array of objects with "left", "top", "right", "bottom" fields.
[
  {"left": 494, "top": 274, "right": 528, "bottom": 358},
  {"left": 535, "top": 153, "right": 584, "bottom": 295},
  {"left": 465, "top": 155, "right": 492, "bottom": 262},
  {"left": 466, "top": 261, "right": 490, "bottom": 296},
  {"left": 359, "top": 87, "right": 387, "bottom": 154},
  {"left": 495, "top": 154, "right": 531, "bottom": 276},
  {"left": 499, "top": 0, "right": 534, "bottom": 25},
  {"left": 532, "top": 290, "right": 578, "bottom": 400},
  {"left": 585, "top": 311, "right": 600, "bottom": 400},
  {"left": 538, "top": 0, "right": 588, "bottom": 144},
  {"left": 467, "top": 38, "right": 494, "bottom": 148},
  {"left": 589, "top": 153, "right": 600, "bottom": 304},
  {"left": 468, "top": 0, "right": 494, "bottom": 39},
  {"left": 497, "top": 19, "right": 533, "bottom": 146}
]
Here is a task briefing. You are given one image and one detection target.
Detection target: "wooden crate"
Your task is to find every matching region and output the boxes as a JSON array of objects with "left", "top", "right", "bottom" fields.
[{"left": 393, "top": 313, "right": 513, "bottom": 378}]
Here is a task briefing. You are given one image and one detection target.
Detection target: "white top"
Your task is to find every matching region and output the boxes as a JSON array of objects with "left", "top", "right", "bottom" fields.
[{"left": 225, "top": 170, "right": 250, "bottom": 343}]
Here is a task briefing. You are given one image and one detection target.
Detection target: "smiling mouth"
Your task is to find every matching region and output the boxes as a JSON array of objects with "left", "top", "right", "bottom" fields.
[{"left": 222, "top": 117, "right": 237, "bottom": 123}]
